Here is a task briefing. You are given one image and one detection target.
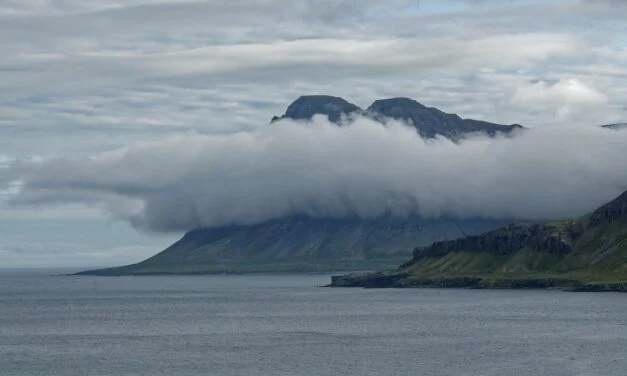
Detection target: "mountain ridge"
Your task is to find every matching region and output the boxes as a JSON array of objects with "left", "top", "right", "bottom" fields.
[{"left": 272, "top": 95, "right": 525, "bottom": 139}]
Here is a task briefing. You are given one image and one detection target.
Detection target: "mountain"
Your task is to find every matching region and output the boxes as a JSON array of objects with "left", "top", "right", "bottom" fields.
[
  {"left": 330, "top": 191, "right": 627, "bottom": 292},
  {"left": 272, "top": 95, "right": 524, "bottom": 139},
  {"left": 271, "top": 95, "right": 363, "bottom": 123},
  {"left": 367, "top": 98, "right": 524, "bottom": 139},
  {"left": 78, "top": 95, "right": 524, "bottom": 276},
  {"left": 77, "top": 216, "right": 509, "bottom": 275}
]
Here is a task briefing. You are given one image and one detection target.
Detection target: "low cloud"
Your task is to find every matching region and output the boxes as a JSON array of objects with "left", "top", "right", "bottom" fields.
[
  {"left": 510, "top": 78, "right": 608, "bottom": 121},
  {"left": 4, "top": 117, "right": 627, "bottom": 232}
]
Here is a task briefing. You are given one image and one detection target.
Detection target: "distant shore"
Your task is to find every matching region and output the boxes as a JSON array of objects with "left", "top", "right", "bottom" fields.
[{"left": 328, "top": 272, "right": 627, "bottom": 292}]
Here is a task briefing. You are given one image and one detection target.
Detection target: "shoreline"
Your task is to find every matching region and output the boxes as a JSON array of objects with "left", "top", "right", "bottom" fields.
[{"left": 328, "top": 272, "right": 627, "bottom": 292}]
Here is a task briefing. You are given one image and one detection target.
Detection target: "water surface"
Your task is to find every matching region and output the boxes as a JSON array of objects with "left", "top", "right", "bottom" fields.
[{"left": 1, "top": 272, "right": 626, "bottom": 376}]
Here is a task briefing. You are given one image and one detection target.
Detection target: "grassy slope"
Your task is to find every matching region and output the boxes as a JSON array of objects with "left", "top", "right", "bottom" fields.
[{"left": 399, "top": 221, "right": 627, "bottom": 288}]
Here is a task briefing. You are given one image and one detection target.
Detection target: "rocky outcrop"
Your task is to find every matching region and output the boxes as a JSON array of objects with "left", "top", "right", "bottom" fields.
[
  {"left": 367, "top": 97, "right": 523, "bottom": 139},
  {"left": 412, "top": 222, "right": 583, "bottom": 261},
  {"left": 271, "top": 95, "right": 363, "bottom": 123},
  {"left": 330, "top": 272, "right": 411, "bottom": 288},
  {"left": 328, "top": 274, "right": 627, "bottom": 292},
  {"left": 272, "top": 95, "right": 525, "bottom": 139}
]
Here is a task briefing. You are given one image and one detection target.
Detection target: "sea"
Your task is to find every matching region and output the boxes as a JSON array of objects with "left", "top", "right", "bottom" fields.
[{"left": 0, "top": 270, "right": 626, "bottom": 376}]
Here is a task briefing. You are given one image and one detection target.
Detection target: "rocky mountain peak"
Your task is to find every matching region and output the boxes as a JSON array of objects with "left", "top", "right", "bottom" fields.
[
  {"left": 272, "top": 94, "right": 525, "bottom": 139},
  {"left": 271, "top": 95, "right": 363, "bottom": 123},
  {"left": 368, "top": 97, "right": 428, "bottom": 111}
]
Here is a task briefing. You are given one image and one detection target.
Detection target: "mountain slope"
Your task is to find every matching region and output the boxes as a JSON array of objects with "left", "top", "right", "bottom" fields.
[
  {"left": 367, "top": 97, "right": 523, "bottom": 139},
  {"left": 272, "top": 95, "right": 524, "bottom": 139},
  {"left": 271, "top": 95, "right": 363, "bottom": 123},
  {"left": 78, "top": 217, "right": 508, "bottom": 275},
  {"left": 330, "top": 191, "right": 627, "bottom": 291}
]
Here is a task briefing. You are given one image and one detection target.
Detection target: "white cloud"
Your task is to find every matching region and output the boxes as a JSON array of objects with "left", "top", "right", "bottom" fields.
[
  {"left": 5, "top": 118, "right": 627, "bottom": 233},
  {"left": 510, "top": 78, "right": 608, "bottom": 121}
]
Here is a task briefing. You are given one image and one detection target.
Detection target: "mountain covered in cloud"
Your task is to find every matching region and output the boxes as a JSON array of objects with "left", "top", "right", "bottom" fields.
[
  {"left": 0, "top": 94, "right": 617, "bottom": 275},
  {"left": 272, "top": 95, "right": 525, "bottom": 139},
  {"left": 77, "top": 96, "right": 529, "bottom": 275}
]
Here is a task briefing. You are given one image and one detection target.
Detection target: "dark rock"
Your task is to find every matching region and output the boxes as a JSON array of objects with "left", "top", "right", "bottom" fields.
[
  {"left": 329, "top": 272, "right": 411, "bottom": 288},
  {"left": 272, "top": 95, "right": 525, "bottom": 139},
  {"left": 366, "top": 97, "right": 524, "bottom": 139},
  {"left": 412, "top": 222, "right": 582, "bottom": 261},
  {"left": 589, "top": 191, "right": 627, "bottom": 225},
  {"left": 271, "top": 95, "right": 363, "bottom": 124}
]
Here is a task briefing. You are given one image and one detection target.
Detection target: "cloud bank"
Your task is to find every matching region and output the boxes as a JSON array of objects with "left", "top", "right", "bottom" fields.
[{"left": 5, "top": 117, "right": 627, "bottom": 232}]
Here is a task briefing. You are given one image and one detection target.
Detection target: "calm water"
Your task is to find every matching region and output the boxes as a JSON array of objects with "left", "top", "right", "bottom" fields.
[{"left": 0, "top": 272, "right": 626, "bottom": 376}]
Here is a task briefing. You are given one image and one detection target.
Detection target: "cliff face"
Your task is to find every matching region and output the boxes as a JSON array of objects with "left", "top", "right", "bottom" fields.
[
  {"left": 412, "top": 222, "right": 583, "bottom": 260},
  {"left": 272, "top": 95, "right": 524, "bottom": 139},
  {"left": 330, "top": 191, "right": 627, "bottom": 291}
]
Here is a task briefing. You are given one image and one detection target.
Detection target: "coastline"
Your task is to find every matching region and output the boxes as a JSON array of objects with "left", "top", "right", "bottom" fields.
[{"left": 328, "top": 272, "right": 627, "bottom": 292}]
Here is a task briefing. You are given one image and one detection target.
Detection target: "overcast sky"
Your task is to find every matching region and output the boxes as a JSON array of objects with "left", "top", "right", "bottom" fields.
[{"left": 1, "top": 0, "right": 627, "bottom": 268}]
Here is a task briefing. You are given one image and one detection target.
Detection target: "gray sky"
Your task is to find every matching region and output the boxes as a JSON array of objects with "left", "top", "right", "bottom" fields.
[{"left": 1, "top": 0, "right": 627, "bottom": 268}]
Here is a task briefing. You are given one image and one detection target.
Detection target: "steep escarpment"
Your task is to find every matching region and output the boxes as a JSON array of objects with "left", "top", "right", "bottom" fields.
[{"left": 330, "top": 191, "right": 627, "bottom": 291}]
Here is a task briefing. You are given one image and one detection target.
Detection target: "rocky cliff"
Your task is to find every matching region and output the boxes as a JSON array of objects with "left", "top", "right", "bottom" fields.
[{"left": 330, "top": 191, "right": 627, "bottom": 291}]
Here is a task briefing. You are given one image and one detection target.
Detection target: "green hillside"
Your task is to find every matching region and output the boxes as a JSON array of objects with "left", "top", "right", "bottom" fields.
[{"left": 330, "top": 191, "right": 627, "bottom": 292}]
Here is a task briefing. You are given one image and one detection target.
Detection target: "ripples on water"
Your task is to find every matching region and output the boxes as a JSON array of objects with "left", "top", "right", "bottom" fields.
[{"left": 0, "top": 271, "right": 626, "bottom": 376}]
